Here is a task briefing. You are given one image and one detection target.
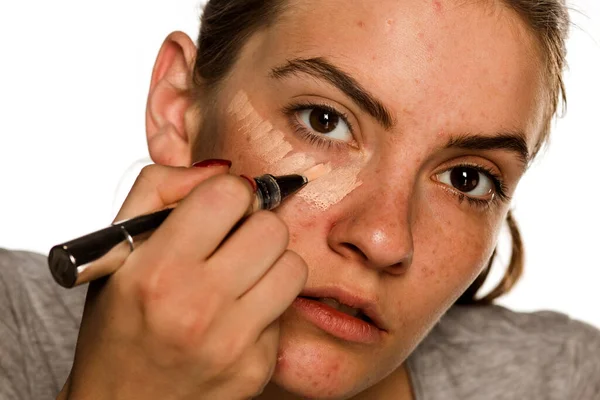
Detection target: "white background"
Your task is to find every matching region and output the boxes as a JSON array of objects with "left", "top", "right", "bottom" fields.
[{"left": 0, "top": 1, "right": 598, "bottom": 328}]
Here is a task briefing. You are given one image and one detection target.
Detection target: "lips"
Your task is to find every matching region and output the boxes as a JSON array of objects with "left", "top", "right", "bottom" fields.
[
  {"left": 303, "top": 297, "right": 372, "bottom": 322},
  {"left": 291, "top": 287, "right": 387, "bottom": 344}
]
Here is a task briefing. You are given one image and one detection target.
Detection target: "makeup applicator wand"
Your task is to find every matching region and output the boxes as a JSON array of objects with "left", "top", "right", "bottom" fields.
[{"left": 48, "top": 165, "right": 329, "bottom": 289}]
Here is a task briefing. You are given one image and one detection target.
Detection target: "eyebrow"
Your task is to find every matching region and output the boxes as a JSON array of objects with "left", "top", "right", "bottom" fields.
[
  {"left": 270, "top": 58, "right": 530, "bottom": 165},
  {"left": 445, "top": 133, "right": 530, "bottom": 165},
  {"left": 270, "top": 57, "right": 395, "bottom": 129}
]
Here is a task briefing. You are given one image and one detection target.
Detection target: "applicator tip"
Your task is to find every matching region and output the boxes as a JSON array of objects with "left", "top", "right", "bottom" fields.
[{"left": 302, "top": 163, "right": 331, "bottom": 182}]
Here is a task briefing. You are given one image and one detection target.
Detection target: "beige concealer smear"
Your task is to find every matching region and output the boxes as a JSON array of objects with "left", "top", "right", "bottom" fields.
[
  {"left": 297, "top": 162, "right": 363, "bottom": 210},
  {"left": 228, "top": 91, "right": 292, "bottom": 163},
  {"left": 228, "top": 91, "right": 363, "bottom": 211}
]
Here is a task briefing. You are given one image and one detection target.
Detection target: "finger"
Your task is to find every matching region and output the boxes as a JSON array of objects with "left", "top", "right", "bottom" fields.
[
  {"left": 241, "top": 321, "right": 280, "bottom": 396},
  {"left": 197, "top": 321, "right": 280, "bottom": 399},
  {"left": 139, "top": 174, "right": 255, "bottom": 266},
  {"left": 252, "top": 320, "right": 279, "bottom": 379},
  {"left": 114, "top": 162, "right": 231, "bottom": 222},
  {"left": 227, "top": 250, "right": 307, "bottom": 337},
  {"left": 206, "top": 211, "right": 289, "bottom": 297}
]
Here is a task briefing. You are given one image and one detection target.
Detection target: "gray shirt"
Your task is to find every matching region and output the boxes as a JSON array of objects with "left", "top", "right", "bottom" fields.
[{"left": 1, "top": 249, "right": 599, "bottom": 399}]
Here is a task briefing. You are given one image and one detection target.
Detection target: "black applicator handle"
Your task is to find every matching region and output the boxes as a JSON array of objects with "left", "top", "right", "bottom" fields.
[{"left": 48, "top": 174, "right": 307, "bottom": 288}]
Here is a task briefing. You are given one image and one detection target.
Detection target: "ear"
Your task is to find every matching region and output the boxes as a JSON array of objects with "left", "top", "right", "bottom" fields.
[{"left": 145, "top": 31, "right": 199, "bottom": 167}]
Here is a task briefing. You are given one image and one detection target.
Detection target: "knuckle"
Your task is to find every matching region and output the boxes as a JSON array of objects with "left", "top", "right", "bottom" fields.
[
  {"left": 132, "top": 165, "right": 172, "bottom": 205},
  {"left": 149, "top": 303, "right": 214, "bottom": 352},
  {"left": 242, "top": 359, "right": 273, "bottom": 395},
  {"left": 171, "top": 312, "right": 212, "bottom": 346},
  {"left": 134, "top": 269, "right": 166, "bottom": 306},
  {"left": 215, "top": 175, "right": 252, "bottom": 203},
  {"left": 202, "top": 334, "right": 247, "bottom": 372},
  {"left": 135, "top": 164, "right": 162, "bottom": 187},
  {"left": 133, "top": 275, "right": 220, "bottom": 350},
  {"left": 197, "top": 174, "right": 252, "bottom": 210}
]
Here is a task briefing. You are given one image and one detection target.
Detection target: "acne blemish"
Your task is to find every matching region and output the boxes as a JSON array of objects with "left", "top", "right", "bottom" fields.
[
  {"left": 384, "top": 18, "right": 395, "bottom": 33},
  {"left": 433, "top": 0, "right": 443, "bottom": 14}
]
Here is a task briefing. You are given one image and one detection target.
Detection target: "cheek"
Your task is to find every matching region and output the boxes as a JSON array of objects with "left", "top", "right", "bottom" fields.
[
  {"left": 275, "top": 339, "right": 348, "bottom": 395},
  {"left": 193, "top": 90, "right": 291, "bottom": 176},
  {"left": 290, "top": 215, "right": 318, "bottom": 244},
  {"left": 411, "top": 194, "right": 504, "bottom": 302},
  {"left": 276, "top": 198, "right": 325, "bottom": 246},
  {"left": 382, "top": 200, "right": 504, "bottom": 350}
]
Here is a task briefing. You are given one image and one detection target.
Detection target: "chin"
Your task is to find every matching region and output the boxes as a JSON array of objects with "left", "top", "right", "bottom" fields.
[
  {"left": 270, "top": 345, "right": 359, "bottom": 399},
  {"left": 266, "top": 315, "right": 383, "bottom": 399}
]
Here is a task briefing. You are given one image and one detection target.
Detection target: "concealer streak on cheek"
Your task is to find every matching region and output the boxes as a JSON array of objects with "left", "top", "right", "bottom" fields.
[
  {"left": 298, "top": 163, "right": 363, "bottom": 211},
  {"left": 228, "top": 91, "right": 292, "bottom": 163},
  {"left": 228, "top": 90, "right": 364, "bottom": 211},
  {"left": 274, "top": 153, "right": 364, "bottom": 210}
]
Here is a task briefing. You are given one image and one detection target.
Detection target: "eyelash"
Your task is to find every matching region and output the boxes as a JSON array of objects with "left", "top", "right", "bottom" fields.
[
  {"left": 446, "top": 163, "right": 510, "bottom": 209},
  {"left": 282, "top": 101, "right": 355, "bottom": 151},
  {"left": 281, "top": 102, "right": 510, "bottom": 210}
]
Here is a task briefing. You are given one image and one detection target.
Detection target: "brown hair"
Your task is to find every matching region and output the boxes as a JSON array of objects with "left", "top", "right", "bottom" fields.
[{"left": 192, "top": 0, "right": 570, "bottom": 304}]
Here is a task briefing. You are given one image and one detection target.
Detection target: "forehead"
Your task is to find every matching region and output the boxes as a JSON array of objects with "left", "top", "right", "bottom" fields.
[{"left": 244, "top": 0, "right": 546, "bottom": 145}]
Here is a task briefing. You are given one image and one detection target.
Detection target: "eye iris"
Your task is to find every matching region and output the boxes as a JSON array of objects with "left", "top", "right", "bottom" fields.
[
  {"left": 450, "top": 167, "right": 479, "bottom": 193},
  {"left": 309, "top": 108, "right": 339, "bottom": 134}
]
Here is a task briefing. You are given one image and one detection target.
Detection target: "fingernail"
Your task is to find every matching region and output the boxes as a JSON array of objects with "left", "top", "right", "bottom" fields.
[
  {"left": 192, "top": 159, "right": 232, "bottom": 168},
  {"left": 240, "top": 175, "right": 258, "bottom": 192}
]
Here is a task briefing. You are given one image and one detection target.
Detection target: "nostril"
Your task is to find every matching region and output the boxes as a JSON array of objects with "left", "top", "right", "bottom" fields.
[
  {"left": 341, "top": 242, "right": 368, "bottom": 261},
  {"left": 387, "top": 261, "right": 410, "bottom": 276}
]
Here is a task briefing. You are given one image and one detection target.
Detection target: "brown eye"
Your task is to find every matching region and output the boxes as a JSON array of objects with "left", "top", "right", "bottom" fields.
[
  {"left": 308, "top": 107, "right": 339, "bottom": 133},
  {"left": 297, "top": 106, "right": 353, "bottom": 142},
  {"left": 436, "top": 166, "right": 495, "bottom": 197},
  {"left": 450, "top": 166, "right": 480, "bottom": 192}
]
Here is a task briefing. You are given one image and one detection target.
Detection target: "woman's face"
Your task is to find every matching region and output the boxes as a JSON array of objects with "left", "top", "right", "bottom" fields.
[{"left": 187, "top": 0, "right": 545, "bottom": 397}]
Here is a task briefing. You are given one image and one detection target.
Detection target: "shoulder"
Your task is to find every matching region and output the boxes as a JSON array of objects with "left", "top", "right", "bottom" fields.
[
  {"left": 0, "top": 248, "right": 86, "bottom": 316},
  {"left": 0, "top": 247, "right": 58, "bottom": 287},
  {"left": 0, "top": 248, "right": 86, "bottom": 399},
  {"left": 430, "top": 304, "right": 590, "bottom": 344},
  {"left": 0, "top": 248, "right": 50, "bottom": 307},
  {"left": 408, "top": 304, "right": 600, "bottom": 400},
  {"left": 0, "top": 247, "right": 47, "bottom": 276},
  {"left": 0, "top": 247, "right": 86, "bottom": 324}
]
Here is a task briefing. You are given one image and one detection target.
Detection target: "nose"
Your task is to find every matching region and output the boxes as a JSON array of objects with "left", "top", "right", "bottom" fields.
[{"left": 327, "top": 185, "right": 415, "bottom": 274}]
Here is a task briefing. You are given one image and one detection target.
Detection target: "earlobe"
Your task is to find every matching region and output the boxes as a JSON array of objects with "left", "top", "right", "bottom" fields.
[{"left": 145, "top": 31, "right": 199, "bottom": 167}]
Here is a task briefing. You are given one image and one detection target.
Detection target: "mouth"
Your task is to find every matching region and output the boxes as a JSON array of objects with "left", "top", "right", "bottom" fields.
[
  {"left": 292, "top": 291, "right": 386, "bottom": 344},
  {"left": 301, "top": 296, "right": 375, "bottom": 324}
]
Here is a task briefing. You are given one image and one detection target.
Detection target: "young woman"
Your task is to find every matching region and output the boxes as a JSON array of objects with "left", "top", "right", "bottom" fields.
[{"left": 1, "top": 0, "right": 598, "bottom": 399}]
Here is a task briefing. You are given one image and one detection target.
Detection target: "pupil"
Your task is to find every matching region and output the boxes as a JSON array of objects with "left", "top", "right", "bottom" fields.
[
  {"left": 450, "top": 167, "right": 479, "bottom": 192},
  {"left": 309, "top": 108, "right": 339, "bottom": 134}
]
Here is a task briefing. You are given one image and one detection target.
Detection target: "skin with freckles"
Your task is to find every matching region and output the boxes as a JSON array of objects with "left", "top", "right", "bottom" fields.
[{"left": 155, "top": 0, "right": 546, "bottom": 398}]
